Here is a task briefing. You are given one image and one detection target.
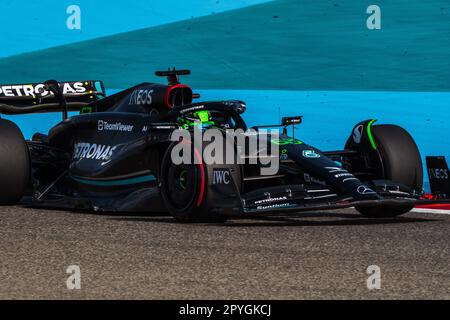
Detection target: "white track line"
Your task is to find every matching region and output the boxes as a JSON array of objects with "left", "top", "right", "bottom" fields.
[{"left": 411, "top": 208, "right": 450, "bottom": 215}]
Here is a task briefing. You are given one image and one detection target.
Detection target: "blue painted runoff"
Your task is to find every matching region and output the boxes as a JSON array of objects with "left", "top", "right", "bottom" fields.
[{"left": 3, "top": 89, "right": 448, "bottom": 190}]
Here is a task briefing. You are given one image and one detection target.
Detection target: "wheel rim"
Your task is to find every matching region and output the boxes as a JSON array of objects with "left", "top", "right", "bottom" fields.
[
  {"left": 166, "top": 164, "right": 197, "bottom": 210},
  {"left": 178, "top": 169, "right": 187, "bottom": 190}
]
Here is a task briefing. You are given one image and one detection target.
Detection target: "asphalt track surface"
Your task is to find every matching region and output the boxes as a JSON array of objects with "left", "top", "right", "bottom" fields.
[{"left": 0, "top": 206, "right": 448, "bottom": 300}]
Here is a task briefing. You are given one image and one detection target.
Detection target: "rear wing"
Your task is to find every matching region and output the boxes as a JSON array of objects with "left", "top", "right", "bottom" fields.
[{"left": 0, "top": 80, "right": 105, "bottom": 115}]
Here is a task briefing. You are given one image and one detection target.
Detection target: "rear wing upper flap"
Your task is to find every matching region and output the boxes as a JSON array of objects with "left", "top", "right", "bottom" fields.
[{"left": 0, "top": 80, "right": 105, "bottom": 114}]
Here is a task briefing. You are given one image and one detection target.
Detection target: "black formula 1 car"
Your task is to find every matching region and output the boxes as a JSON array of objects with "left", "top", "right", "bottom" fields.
[{"left": 0, "top": 69, "right": 447, "bottom": 222}]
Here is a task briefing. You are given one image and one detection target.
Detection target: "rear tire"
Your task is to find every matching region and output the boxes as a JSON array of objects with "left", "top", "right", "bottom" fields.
[
  {"left": 355, "top": 125, "right": 422, "bottom": 218},
  {"left": 0, "top": 119, "right": 30, "bottom": 204}
]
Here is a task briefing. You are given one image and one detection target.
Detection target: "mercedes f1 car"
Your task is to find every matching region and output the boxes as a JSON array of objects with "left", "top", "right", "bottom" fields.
[{"left": 0, "top": 69, "right": 447, "bottom": 222}]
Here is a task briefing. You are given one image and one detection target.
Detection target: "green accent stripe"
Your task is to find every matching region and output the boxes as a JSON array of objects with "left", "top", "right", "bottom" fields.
[
  {"left": 367, "top": 119, "right": 377, "bottom": 150},
  {"left": 71, "top": 174, "right": 156, "bottom": 186}
]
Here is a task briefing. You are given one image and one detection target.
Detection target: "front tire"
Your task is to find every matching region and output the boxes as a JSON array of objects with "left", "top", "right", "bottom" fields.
[
  {"left": 0, "top": 119, "right": 30, "bottom": 204},
  {"left": 355, "top": 125, "right": 423, "bottom": 218},
  {"left": 160, "top": 140, "right": 241, "bottom": 223}
]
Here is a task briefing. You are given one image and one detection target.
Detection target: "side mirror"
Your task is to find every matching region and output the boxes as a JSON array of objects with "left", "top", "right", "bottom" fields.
[{"left": 282, "top": 116, "right": 302, "bottom": 126}]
